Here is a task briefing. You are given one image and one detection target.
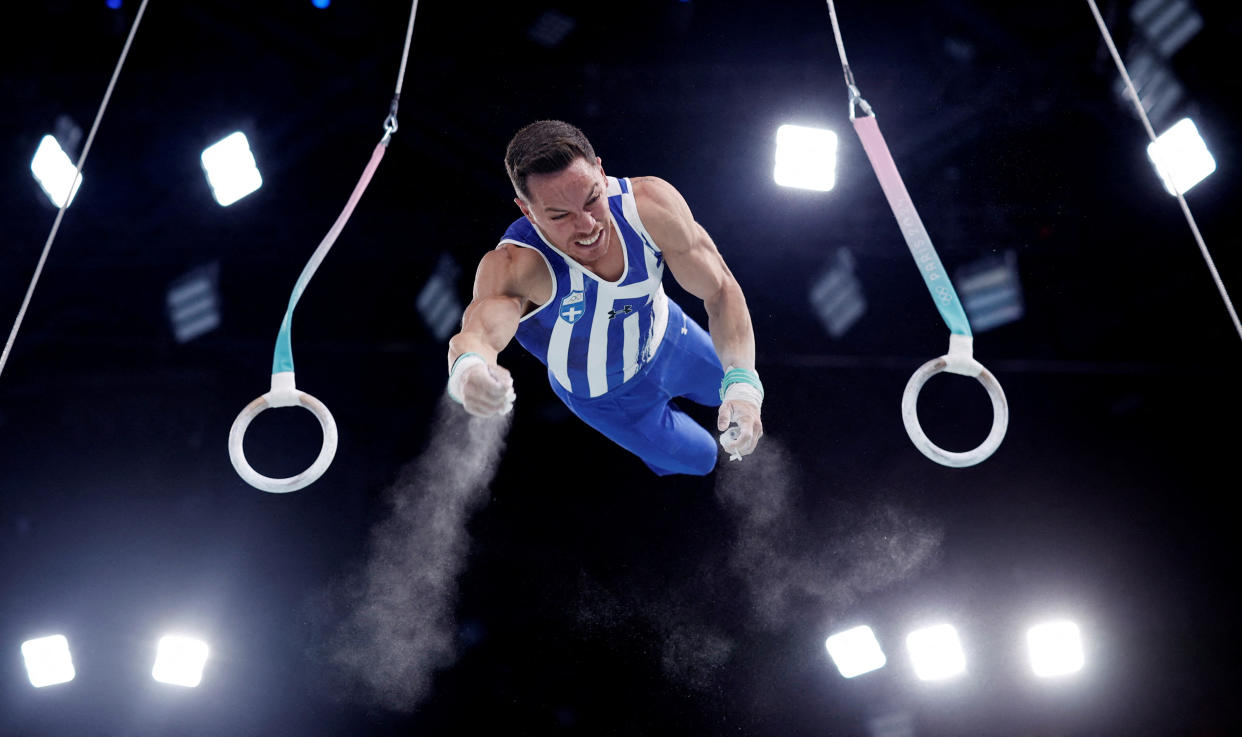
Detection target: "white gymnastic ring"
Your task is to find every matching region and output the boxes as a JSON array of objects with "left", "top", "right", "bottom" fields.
[
  {"left": 228, "top": 388, "right": 338, "bottom": 493},
  {"left": 901, "top": 357, "right": 1008, "bottom": 468}
]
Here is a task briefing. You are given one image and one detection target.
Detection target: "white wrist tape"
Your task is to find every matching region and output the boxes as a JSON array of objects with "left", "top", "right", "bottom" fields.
[
  {"left": 722, "top": 381, "right": 763, "bottom": 411},
  {"left": 447, "top": 352, "right": 486, "bottom": 404}
]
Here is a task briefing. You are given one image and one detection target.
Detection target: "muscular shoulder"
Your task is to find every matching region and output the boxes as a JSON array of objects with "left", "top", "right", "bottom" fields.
[
  {"left": 632, "top": 176, "right": 696, "bottom": 253},
  {"left": 632, "top": 176, "right": 684, "bottom": 217},
  {"left": 475, "top": 242, "right": 552, "bottom": 307}
]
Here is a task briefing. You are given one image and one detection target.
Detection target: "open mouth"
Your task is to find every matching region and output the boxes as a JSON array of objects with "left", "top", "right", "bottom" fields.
[{"left": 575, "top": 229, "right": 602, "bottom": 248}]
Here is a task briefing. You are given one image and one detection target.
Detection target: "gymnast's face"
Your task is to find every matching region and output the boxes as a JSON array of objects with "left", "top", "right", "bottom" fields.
[{"left": 517, "top": 156, "right": 613, "bottom": 267}]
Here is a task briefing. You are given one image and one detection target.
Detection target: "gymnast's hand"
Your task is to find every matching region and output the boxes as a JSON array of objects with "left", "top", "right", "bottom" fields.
[
  {"left": 716, "top": 366, "right": 764, "bottom": 461},
  {"left": 448, "top": 353, "right": 516, "bottom": 417},
  {"left": 717, "top": 395, "right": 763, "bottom": 461}
]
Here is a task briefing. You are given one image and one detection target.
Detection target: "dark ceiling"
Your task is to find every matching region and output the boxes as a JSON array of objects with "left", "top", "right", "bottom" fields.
[{"left": 2, "top": 1, "right": 1241, "bottom": 735}]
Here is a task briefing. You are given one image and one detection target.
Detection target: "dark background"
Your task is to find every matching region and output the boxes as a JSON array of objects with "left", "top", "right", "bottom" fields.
[{"left": 2, "top": 1, "right": 1240, "bottom": 735}]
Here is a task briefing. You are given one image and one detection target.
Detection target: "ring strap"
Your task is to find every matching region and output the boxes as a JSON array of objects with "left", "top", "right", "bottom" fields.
[{"left": 852, "top": 115, "right": 972, "bottom": 339}]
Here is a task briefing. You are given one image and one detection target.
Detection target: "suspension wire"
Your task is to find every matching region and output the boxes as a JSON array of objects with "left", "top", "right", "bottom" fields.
[
  {"left": 393, "top": 0, "right": 418, "bottom": 96},
  {"left": 824, "top": 0, "right": 871, "bottom": 118},
  {"left": 825, "top": 0, "right": 855, "bottom": 89},
  {"left": 0, "top": 0, "right": 152, "bottom": 382},
  {"left": 382, "top": 0, "right": 419, "bottom": 145},
  {"left": 1085, "top": 0, "right": 1241, "bottom": 343}
]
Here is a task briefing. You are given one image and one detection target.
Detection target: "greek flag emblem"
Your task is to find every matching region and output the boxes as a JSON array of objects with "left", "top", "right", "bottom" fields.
[{"left": 559, "top": 290, "right": 586, "bottom": 324}]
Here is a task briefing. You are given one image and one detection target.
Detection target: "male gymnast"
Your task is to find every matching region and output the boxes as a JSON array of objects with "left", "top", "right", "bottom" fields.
[{"left": 446, "top": 120, "right": 763, "bottom": 476}]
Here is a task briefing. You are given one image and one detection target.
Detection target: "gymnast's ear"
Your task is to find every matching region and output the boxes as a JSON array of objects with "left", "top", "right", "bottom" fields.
[{"left": 514, "top": 196, "right": 532, "bottom": 220}]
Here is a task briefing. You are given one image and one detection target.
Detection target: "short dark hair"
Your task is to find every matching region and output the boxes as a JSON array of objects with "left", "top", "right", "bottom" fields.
[{"left": 505, "top": 120, "right": 597, "bottom": 202}]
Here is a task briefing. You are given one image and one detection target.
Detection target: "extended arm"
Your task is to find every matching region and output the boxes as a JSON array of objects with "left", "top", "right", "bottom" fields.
[
  {"left": 445, "top": 246, "right": 532, "bottom": 416},
  {"left": 635, "top": 177, "right": 763, "bottom": 457}
]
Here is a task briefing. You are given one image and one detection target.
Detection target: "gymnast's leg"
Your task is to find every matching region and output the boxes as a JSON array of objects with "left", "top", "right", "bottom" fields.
[
  {"left": 552, "top": 372, "right": 719, "bottom": 477},
  {"left": 656, "top": 300, "right": 726, "bottom": 408}
]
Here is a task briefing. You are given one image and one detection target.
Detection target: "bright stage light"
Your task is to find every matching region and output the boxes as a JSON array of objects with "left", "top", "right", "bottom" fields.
[
  {"left": 774, "top": 124, "right": 838, "bottom": 191},
  {"left": 21, "top": 634, "right": 76, "bottom": 688},
  {"left": 1027, "top": 620, "right": 1083, "bottom": 678},
  {"left": 1147, "top": 118, "right": 1215, "bottom": 196},
  {"left": 906, "top": 623, "right": 966, "bottom": 681},
  {"left": 31, "top": 135, "right": 84, "bottom": 208},
  {"left": 152, "top": 635, "right": 209, "bottom": 687},
  {"left": 201, "top": 132, "right": 263, "bottom": 206},
  {"left": 825, "top": 625, "right": 887, "bottom": 678}
]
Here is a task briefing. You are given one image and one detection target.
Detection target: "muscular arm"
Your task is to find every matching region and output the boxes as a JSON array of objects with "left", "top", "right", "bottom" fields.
[
  {"left": 447, "top": 246, "right": 534, "bottom": 370},
  {"left": 445, "top": 245, "right": 547, "bottom": 415},
  {"left": 635, "top": 176, "right": 763, "bottom": 456},
  {"left": 634, "top": 177, "right": 755, "bottom": 373}
]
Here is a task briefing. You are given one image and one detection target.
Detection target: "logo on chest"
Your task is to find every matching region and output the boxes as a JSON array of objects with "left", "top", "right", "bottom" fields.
[
  {"left": 559, "top": 290, "right": 586, "bottom": 324},
  {"left": 607, "top": 305, "right": 633, "bottom": 320}
]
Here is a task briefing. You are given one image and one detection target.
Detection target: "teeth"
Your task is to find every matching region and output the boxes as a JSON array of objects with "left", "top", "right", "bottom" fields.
[{"left": 576, "top": 230, "right": 601, "bottom": 246}]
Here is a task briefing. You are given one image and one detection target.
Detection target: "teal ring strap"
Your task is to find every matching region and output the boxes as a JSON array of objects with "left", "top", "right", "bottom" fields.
[
  {"left": 852, "top": 115, "right": 972, "bottom": 337},
  {"left": 270, "top": 142, "right": 387, "bottom": 375}
]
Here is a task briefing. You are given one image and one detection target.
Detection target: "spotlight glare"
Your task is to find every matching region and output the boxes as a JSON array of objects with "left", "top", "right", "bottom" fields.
[
  {"left": 200, "top": 132, "right": 263, "bottom": 207},
  {"left": 21, "top": 634, "right": 76, "bottom": 688},
  {"left": 1027, "top": 620, "right": 1084, "bottom": 678},
  {"left": 825, "top": 625, "right": 887, "bottom": 678},
  {"left": 774, "top": 124, "right": 838, "bottom": 191},
  {"left": 152, "top": 635, "right": 209, "bottom": 687},
  {"left": 906, "top": 623, "right": 966, "bottom": 681},
  {"left": 1147, "top": 117, "right": 1215, "bottom": 196},
  {"left": 30, "top": 135, "right": 84, "bottom": 208}
]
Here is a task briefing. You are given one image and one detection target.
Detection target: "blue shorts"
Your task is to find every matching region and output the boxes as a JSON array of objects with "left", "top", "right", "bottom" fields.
[{"left": 549, "top": 300, "right": 724, "bottom": 476}]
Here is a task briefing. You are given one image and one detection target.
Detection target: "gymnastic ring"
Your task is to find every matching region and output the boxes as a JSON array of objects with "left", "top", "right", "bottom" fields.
[
  {"left": 901, "top": 356, "right": 1008, "bottom": 468},
  {"left": 228, "top": 373, "right": 338, "bottom": 493}
]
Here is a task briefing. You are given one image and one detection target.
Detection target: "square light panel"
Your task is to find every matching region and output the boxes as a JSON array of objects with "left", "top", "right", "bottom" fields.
[
  {"left": 1027, "top": 620, "right": 1084, "bottom": 678},
  {"left": 152, "top": 635, "right": 209, "bottom": 687},
  {"left": 21, "top": 634, "right": 76, "bottom": 687},
  {"left": 31, "top": 135, "right": 84, "bottom": 208},
  {"left": 906, "top": 623, "right": 966, "bottom": 681},
  {"left": 201, "top": 131, "right": 263, "bottom": 206},
  {"left": 1147, "top": 117, "right": 1215, "bottom": 196},
  {"left": 775, "top": 124, "right": 838, "bottom": 191},
  {"left": 825, "top": 625, "right": 887, "bottom": 678}
]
